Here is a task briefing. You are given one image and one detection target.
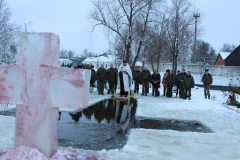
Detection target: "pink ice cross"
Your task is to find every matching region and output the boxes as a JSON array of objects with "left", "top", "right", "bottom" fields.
[{"left": 0, "top": 33, "right": 90, "bottom": 158}]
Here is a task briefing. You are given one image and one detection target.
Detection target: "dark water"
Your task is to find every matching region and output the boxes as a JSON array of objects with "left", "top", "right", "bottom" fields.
[
  {"left": 135, "top": 118, "right": 212, "bottom": 133},
  {"left": 0, "top": 109, "right": 16, "bottom": 117},
  {"left": 58, "top": 99, "right": 137, "bottom": 151}
]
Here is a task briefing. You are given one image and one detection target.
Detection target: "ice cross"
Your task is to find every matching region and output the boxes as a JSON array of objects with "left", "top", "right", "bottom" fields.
[{"left": 0, "top": 33, "right": 90, "bottom": 157}]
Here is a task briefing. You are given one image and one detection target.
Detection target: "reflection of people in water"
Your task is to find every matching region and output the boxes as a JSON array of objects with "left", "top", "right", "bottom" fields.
[
  {"left": 83, "top": 105, "right": 95, "bottom": 120},
  {"left": 69, "top": 111, "right": 82, "bottom": 121},
  {"left": 116, "top": 100, "right": 132, "bottom": 133},
  {"left": 58, "top": 112, "right": 62, "bottom": 120},
  {"left": 94, "top": 100, "right": 106, "bottom": 123},
  {"left": 104, "top": 99, "right": 116, "bottom": 124}
]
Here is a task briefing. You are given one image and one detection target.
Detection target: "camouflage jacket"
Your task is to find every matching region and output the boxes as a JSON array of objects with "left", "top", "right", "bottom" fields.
[
  {"left": 179, "top": 72, "right": 187, "bottom": 85},
  {"left": 134, "top": 70, "right": 141, "bottom": 81},
  {"left": 184, "top": 75, "right": 195, "bottom": 88},
  {"left": 166, "top": 74, "right": 175, "bottom": 85},
  {"left": 90, "top": 69, "right": 96, "bottom": 82},
  {"left": 141, "top": 70, "right": 151, "bottom": 82},
  {"left": 174, "top": 74, "right": 181, "bottom": 86},
  {"left": 106, "top": 68, "right": 117, "bottom": 83},
  {"left": 96, "top": 68, "right": 107, "bottom": 83},
  {"left": 202, "top": 73, "right": 213, "bottom": 85}
]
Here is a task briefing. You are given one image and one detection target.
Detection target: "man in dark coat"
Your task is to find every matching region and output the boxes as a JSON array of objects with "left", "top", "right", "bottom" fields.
[
  {"left": 96, "top": 64, "right": 107, "bottom": 95},
  {"left": 152, "top": 70, "right": 161, "bottom": 97},
  {"left": 141, "top": 67, "right": 151, "bottom": 96},
  {"left": 184, "top": 71, "right": 195, "bottom": 100},
  {"left": 106, "top": 64, "right": 117, "bottom": 94},
  {"left": 77, "top": 62, "right": 84, "bottom": 69},
  {"left": 134, "top": 68, "right": 141, "bottom": 94},
  {"left": 166, "top": 70, "right": 174, "bottom": 97},
  {"left": 90, "top": 65, "right": 96, "bottom": 93},
  {"left": 202, "top": 69, "right": 213, "bottom": 99},
  {"left": 179, "top": 69, "right": 187, "bottom": 98}
]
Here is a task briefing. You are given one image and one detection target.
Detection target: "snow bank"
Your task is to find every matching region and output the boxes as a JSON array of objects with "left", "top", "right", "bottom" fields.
[{"left": 0, "top": 146, "right": 109, "bottom": 160}]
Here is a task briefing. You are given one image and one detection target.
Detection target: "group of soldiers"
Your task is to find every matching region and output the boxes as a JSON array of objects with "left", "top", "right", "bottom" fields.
[
  {"left": 89, "top": 64, "right": 118, "bottom": 95},
  {"left": 162, "top": 68, "right": 213, "bottom": 99},
  {"left": 73, "top": 62, "right": 213, "bottom": 99},
  {"left": 162, "top": 69, "right": 195, "bottom": 100}
]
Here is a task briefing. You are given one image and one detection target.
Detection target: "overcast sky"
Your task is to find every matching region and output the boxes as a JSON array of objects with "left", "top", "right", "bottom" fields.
[{"left": 8, "top": 0, "right": 240, "bottom": 56}]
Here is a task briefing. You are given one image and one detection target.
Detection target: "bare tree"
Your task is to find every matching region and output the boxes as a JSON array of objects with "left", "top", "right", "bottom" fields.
[
  {"left": 80, "top": 49, "right": 98, "bottom": 58},
  {"left": 165, "top": 0, "right": 194, "bottom": 74},
  {"left": 90, "top": 0, "right": 160, "bottom": 64},
  {"left": 220, "top": 43, "right": 238, "bottom": 52},
  {"left": 59, "top": 49, "right": 76, "bottom": 58},
  {"left": 194, "top": 40, "right": 217, "bottom": 65},
  {"left": 0, "top": 0, "right": 21, "bottom": 64}
]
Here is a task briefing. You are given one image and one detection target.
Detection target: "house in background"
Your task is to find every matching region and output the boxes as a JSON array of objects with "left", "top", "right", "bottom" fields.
[
  {"left": 225, "top": 45, "right": 240, "bottom": 66},
  {"left": 215, "top": 52, "right": 231, "bottom": 66},
  {"left": 82, "top": 53, "right": 120, "bottom": 69}
]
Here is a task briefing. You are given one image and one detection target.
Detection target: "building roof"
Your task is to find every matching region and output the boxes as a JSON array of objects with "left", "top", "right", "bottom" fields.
[
  {"left": 135, "top": 61, "right": 142, "bottom": 67},
  {"left": 82, "top": 54, "right": 116, "bottom": 63},
  {"left": 69, "top": 58, "right": 86, "bottom": 63},
  {"left": 225, "top": 45, "right": 240, "bottom": 60},
  {"left": 219, "top": 52, "right": 231, "bottom": 60}
]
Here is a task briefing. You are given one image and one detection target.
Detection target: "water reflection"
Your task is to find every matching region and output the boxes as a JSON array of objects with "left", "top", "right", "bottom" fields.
[{"left": 58, "top": 98, "right": 137, "bottom": 151}]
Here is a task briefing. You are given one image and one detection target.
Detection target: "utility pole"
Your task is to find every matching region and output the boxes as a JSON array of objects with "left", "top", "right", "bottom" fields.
[{"left": 193, "top": 13, "right": 200, "bottom": 63}]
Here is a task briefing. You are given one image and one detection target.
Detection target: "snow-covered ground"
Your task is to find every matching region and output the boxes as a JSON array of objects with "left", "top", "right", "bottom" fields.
[{"left": 0, "top": 86, "right": 240, "bottom": 160}]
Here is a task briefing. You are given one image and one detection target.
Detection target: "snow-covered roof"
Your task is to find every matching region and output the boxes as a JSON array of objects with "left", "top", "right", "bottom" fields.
[
  {"left": 219, "top": 52, "right": 231, "bottom": 60},
  {"left": 60, "top": 59, "right": 73, "bottom": 64},
  {"left": 135, "top": 61, "right": 142, "bottom": 67},
  {"left": 83, "top": 55, "right": 116, "bottom": 63}
]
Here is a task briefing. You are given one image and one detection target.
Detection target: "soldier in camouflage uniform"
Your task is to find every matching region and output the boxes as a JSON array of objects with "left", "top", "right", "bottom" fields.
[
  {"left": 166, "top": 70, "right": 175, "bottom": 97},
  {"left": 141, "top": 67, "right": 151, "bottom": 96},
  {"left": 174, "top": 70, "right": 181, "bottom": 97},
  {"left": 90, "top": 65, "right": 96, "bottom": 93},
  {"left": 179, "top": 69, "right": 187, "bottom": 98},
  {"left": 134, "top": 68, "right": 141, "bottom": 94},
  {"left": 202, "top": 69, "right": 213, "bottom": 99},
  {"left": 184, "top": 71, "right": 195, "bottom": 100},
  {"left": 96, "top": 64, "right": 107, "bottom": 95},
  {"left": 106, "top": 64, "right": 117, "bottom": 94}
]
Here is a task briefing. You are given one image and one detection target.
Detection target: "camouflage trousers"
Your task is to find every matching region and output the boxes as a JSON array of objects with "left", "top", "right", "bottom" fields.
[
  {"left": 142, "top": 81, "right": 149, "bottom": 94},
  {"left": 204, "top": 85, "right": 210, "bottom": 98},
  {"left": 98, "top": 81, "right": 105, "bottom": 94},
  {"left": 179, "top": 83, "right": 185, "bottom": 97},
  {"left": 107, "top": 81, "right": 115, "bottom": 94},
  {"left": 134, "top": 80, "right": 140, "bottom": 93},
  {"left": 185, "top": 87, "right": 191, "bottom": 97}
]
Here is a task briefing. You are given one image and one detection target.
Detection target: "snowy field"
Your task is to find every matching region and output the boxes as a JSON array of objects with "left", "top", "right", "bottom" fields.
[{"left": 0, "top": 86, "right": 240, "bottom": 160}]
